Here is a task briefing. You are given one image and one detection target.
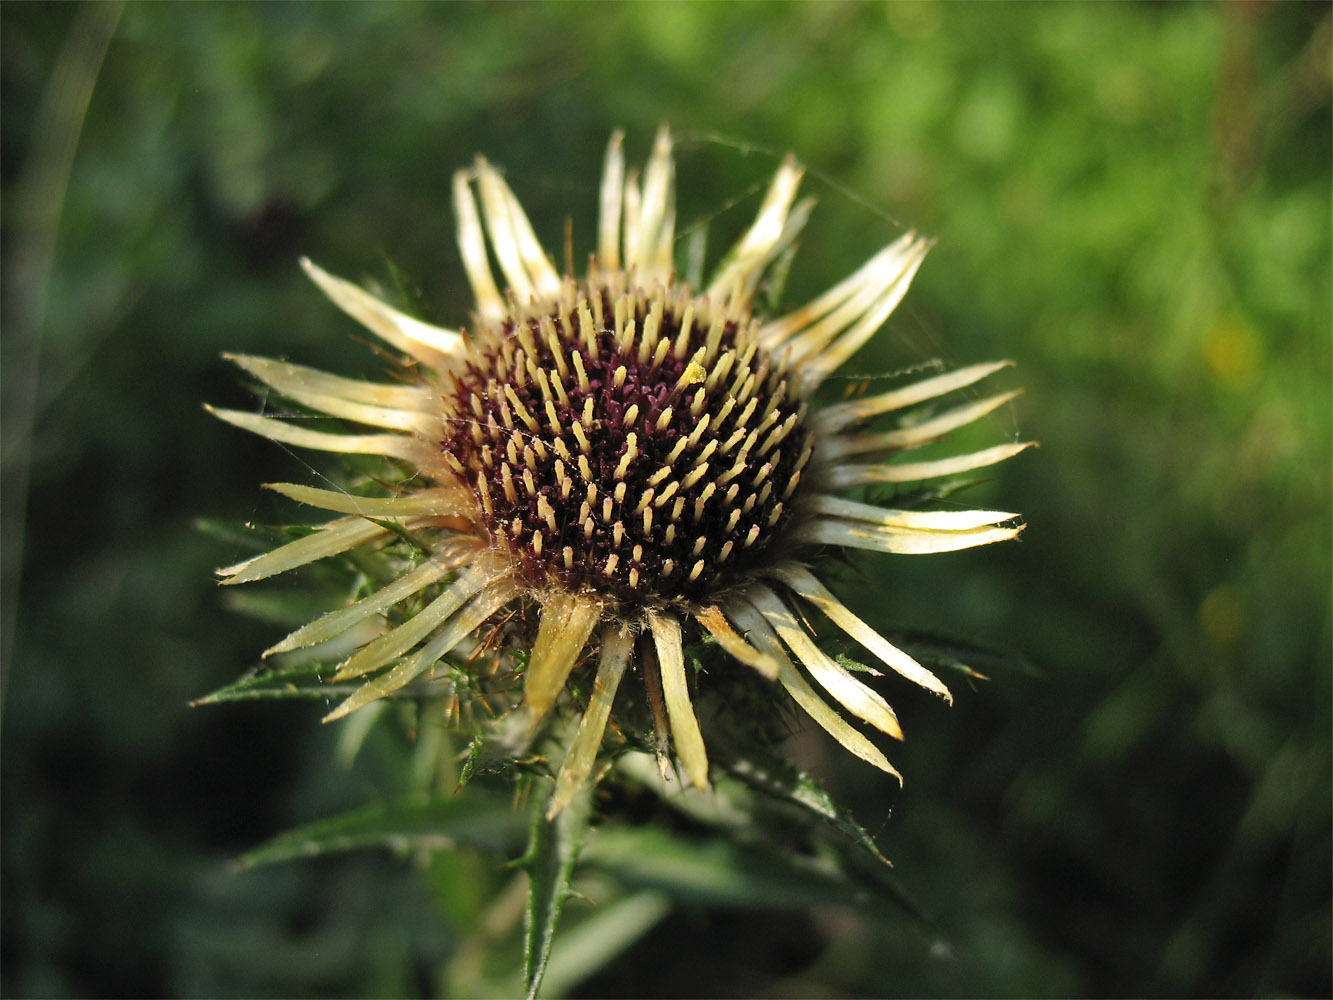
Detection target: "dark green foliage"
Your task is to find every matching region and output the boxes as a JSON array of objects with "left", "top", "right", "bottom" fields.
[{"left": 3, "top": 3, "right": 1328, "bottom": 998}]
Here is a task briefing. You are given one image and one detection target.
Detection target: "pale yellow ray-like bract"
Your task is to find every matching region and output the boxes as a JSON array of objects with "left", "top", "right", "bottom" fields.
[
  {"left": 205, "top": 406, "right": 425, "bottom": 463},
  {"left": 760, "top": 235, "right": 914, "bottom": 347},
  {"left": 525, "top": 593, "right": 603, "bottom": 726},
  {"left": 632, "top": 126, "right": 676, "bottom": 281},
  {"left": 299, "top": 258, "right": 463, "bottom": 362},
  {"left": 324, "top": 580, "right": 521, "bottom": 722},
  {"left": 824, "top": 441, "right": 1035, "bottom": 488},
  {"left": 725, "top": 599, "right": 901, "bottom": 782},
  {"left": 547, "top": 624, "right": 635, "bottom": 819},
  {"left": 452, "top": 168, "right": 505, "bottom": 323},
  {"left": 648, "top": 610, "right": 709, "bottom": 791},
  {"left": 474, "top": 158, "right": 540, "bottom": 302},
  {"left": 218, "top": 516, "right": 392, "bottom": 585},
  {"left": 264, "top": 482, "right": 473, "bottom": 520},
  {"left": 770, "top": 564, "right": 951, "bottom": 701},
  {"left": 798, "top": 236, "right": 933, "bottom": 387},
  {"left": 822, "top": 391, "right": 1023, "bottom": 460},
  {"left": 474, "top": 158, "right": 561, "bottom": 301},
  {"left": 809, "top": 496, "right": 1019, "bottom": 530},
  {"left": 813, "top": 360, "right": 1014, "bottom": 434},
  {"left": 693, "top": 605, "right": 780, "bottom": 681},
  {"left": 706, "top": 155, "right": 804, "bottom": 302},
  {"left": 598, "top": 131, "right": 626, "bottom": 271},
  {"left": 746, "top": 585, "right": 903, "bottom": 741},
  {"left": 264, "top": 552, "right": 460, "bottom": 657},
  {"left": 332, "top": 564, "right": 493, "bottom": 681},
  {"left": 224, "top": 353, "right": 431, "bottom": 412}
]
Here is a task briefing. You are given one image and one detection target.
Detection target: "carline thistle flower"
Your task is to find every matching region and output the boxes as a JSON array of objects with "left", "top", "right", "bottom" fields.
[{"left": 210, "top": 129, "right": 1029, "bottom": 817}]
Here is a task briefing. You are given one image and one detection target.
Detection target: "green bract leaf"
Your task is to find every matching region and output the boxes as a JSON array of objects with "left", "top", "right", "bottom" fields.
[
  {"left": 235, "top": 791, "right": 527, "bottom": 870},
  {"left": 457, "top": 736, "right": 486, "bottom": 790},
  {"left": 891, "top": 631, "right": 1037, "bottom": 680},
  {"left": 616, "top": 751, "right": 922, "bottom": 921},
  {"left": 191, "top": 662, "right": 352, "bottom": 704},
  {"left": 458, "top": 711, "right": 538, "bottom": 790},
  {"left": 720, "top": 752, "right": 889, "bottom": 864},
  {"left": 583, "top": 825, "right": 885, "bottom": 916},
  {"left": 834, "top": 651, "right": 879, "bottom": 674},
  {"left": 194, "top": 516, "right": 293, "bottom": 554}
]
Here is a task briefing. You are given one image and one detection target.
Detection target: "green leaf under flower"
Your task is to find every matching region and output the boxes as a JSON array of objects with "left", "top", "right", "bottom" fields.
[
  {"left": 235, "top": 790, "right": 528, "bottom": 870},
  {"left": 517, "top": 781, "right": 593, "bottom": 1000}
]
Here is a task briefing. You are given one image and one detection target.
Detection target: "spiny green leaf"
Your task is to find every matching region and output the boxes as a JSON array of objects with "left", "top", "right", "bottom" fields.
[
  {"left": 193, "top": 658, "right": 471, "bottom": 707},
  {"left": 891, "top": 631, "right": 1038, "bottom": 679},
  {"left": 616, "top": 751, "right": 920, "bottom": 919},
  {"left": 520, "top": 784, "right": 593, "bottom": 1000},
  {"left": 457, "top": 735, "right": 487, "bottom": 790},
  {"left": 190, "top": 661, "right": 353, "bottom": 704},
  {"left": 582, "top": 825, "right": 892, "bottom": 917},
  {"left": 235, "top": 791, "right": 527, "bottom": 870},
  {"left": 367, "top": 516, "right": 437, "bottom": 560},
  {"left": 534, "top": 890, "right": 671, "bottom": 999},
  {"left": 834, "top": 651, "right": 879, "bottom": 674},
  {"left": 458, "top": 712, "right": 538, "bottom": 790},
  {"left": 720, "top": 752, "right": 889, "bottom": 865}
]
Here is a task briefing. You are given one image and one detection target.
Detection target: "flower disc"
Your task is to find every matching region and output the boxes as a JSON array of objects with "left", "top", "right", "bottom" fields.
[{"left": 439, "top": 278, "right": 814, "bottom": 605}]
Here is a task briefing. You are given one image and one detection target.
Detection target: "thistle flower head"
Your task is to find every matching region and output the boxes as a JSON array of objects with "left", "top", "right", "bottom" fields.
[{"left": 210, "top": 128, "right": 1029, "bottom": 816}]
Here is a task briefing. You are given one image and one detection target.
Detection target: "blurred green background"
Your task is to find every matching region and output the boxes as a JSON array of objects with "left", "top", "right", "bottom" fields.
[{"left": 3, "top": 2, "right": 1329, "bottom": 997}]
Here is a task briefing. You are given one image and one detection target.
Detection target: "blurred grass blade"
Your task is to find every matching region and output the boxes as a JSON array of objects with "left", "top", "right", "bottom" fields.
[
  {"left": 235, "top": 791, "right": 527, "bottom": 870},
  {"left": 334, "top": 699, "right": 388, "bottom": 769}
]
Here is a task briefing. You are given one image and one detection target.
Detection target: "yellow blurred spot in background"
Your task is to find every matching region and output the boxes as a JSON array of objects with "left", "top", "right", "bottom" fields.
[
  {"left": 1203, "top": 319, "right": 1262, "bottom": 389},
  {"left": 1198, "top": 584, "right": 1248, "bottom": 650}
]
